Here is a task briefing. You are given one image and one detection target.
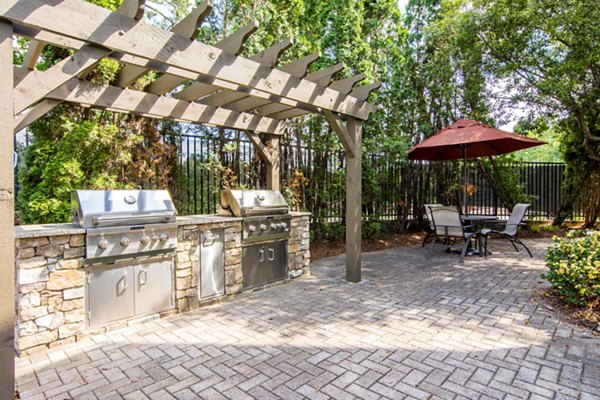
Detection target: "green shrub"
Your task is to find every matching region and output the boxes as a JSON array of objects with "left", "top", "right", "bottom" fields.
[{"left": 543, "top": 231, "right": 600, "bottom": 307}]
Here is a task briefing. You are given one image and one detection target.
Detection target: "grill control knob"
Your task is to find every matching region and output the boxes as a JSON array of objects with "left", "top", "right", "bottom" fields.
[
  {"left": 271, "top": 223, "right": 277, "bottom": 230},
  {"left": 260, "top": 224, "right": 267, "bottom": 231},
  {"left": 140, "top": 235, "right": 151, "bottom": 245},
  {"left": 281, "top": 222, "right": 288, "bottom": 229},
  {"left": 120, "top": 237, "right": 131, "bottom": 247},
  {"left": 159, "top": 233, "right": 170, "bottom": 243},
  {"left": 97, "top": 239, "right": 109, "bottom": 250},
  {"left": 248, "top": 225, "right": 256, "bottom": 233}
]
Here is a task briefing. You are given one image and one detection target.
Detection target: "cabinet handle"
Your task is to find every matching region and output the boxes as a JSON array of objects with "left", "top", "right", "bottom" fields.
[
  {"left": 118, "top": 274, "right": 128, "bottom": 293},
  {"left": 268, "top": 248, "right": 275, "bottom": 261},
  {"left": 203, "top": 234, "right": 215, "bottom": 246},
  {"left": 139, "top": 269, "right": 147, "bottom": 286},
  {"left": 259, "top": 248, "right": 265, "bottom": 262}
]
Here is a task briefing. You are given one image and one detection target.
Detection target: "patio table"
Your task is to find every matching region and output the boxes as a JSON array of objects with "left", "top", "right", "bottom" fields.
[{"left": 461, "top": 215, "right": 499, "bottom": 255}]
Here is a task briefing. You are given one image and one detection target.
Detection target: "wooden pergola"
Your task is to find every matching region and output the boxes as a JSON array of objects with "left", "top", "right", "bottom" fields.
[{"left": 0, "top": 0, "right": 379, "bottom": 395}]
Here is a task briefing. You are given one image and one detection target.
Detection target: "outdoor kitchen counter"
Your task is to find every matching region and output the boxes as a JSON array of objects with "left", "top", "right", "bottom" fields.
[
  {"left": 14, "top": 213, "right": 310, "bottom": 355},
  {"left": 14, "top": 213, "right": 309, "bottom": 233},
  {"left": 176, "top": 215, "right": 242, "bottom": 225},
  {"left": 176, "top": 212, "right": 310, "bottom": 224},
  {"left": 14, "top": 223, "right": 85, "bottom": 238}
]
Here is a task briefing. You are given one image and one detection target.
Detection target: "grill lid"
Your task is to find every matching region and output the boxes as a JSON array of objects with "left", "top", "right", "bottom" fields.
[
  {"left": 220, "top": 189, "right": 289, "bottom": 217},
  {"left": 72, "top": 190, "right": 176, "bottom": 228}
]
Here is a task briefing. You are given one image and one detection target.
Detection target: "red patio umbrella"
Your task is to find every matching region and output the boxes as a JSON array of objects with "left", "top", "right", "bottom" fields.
[{"left": 407, "top": 119, "right": 546, "bottom": 213}]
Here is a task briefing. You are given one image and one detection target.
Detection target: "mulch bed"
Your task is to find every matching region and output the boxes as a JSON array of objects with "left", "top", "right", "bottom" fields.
[
  {"left": 533, "top": 289, "right": 600, "bottom": 336},
  {"left": 310, "top": 222, "right": 566, "bottom": 261}
]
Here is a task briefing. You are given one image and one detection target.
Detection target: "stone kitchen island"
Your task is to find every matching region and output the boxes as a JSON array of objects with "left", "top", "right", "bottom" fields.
[{"left": 14, "top": 213, "right": 310, "bottom": 355}]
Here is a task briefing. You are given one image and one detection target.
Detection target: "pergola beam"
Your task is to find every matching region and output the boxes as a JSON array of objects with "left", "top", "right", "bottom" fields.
[
  {"left": 168, "top": 22, "right": 260, "bottom": 99},
  {"left": 244, "top": 131, "right": 273, "bottom": 164},
  {"left": 13, "top": 0, "right": 149, "bottom": 114},
  {"left": 11, "top": 25, "right": 342, "bottom": 119},
  {"left": 244, "top": 131, "right": 280, "bottom": 190},
  {"left": 254, "top": 64, "right": 345, "bottom": 118},
  {"left": 215, "top": 21, "right": 259, "bottom": 55},
  {"left": 279, "top": 53, "right": 320, "bottom": 78},
  {"left": 14, "top": 98, "right": 62, "bottom": 133},
  {"left": 324, "top": 111, "right": 356, "bottom": 158},
  {"left": 330, "top": 74, "right": 367, "bottom": 94},
  {"left": 198, "top": 39, "right": 293, "bottom": 107},
  {"left": 22, "top": 39, "right": 44, "bottom": 70},
  {"left": 44, "top": 79, "right": 286, "bottom": 134},
  {"left": 266, "top": 80, "right": 380, "bottom": 120},
  {"left": 350, "top": 82, "right": 382, "bottom": 101},
  {"left": 224, "top": 53, "right": 321, "bottom": 112},
  {"left": 0, "top": 0, "right": 376, "bottom": 120},
  {"left": 13, "top": 44, "right": 109, "bottom": 114},
  {"left": 117, "top": 0, "right": 211, "bottom": 89}
]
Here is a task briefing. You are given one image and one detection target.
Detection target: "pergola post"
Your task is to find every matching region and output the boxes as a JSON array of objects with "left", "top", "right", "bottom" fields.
[
  {"left": 265, "top": 135, "right": 280, "bottom": 191},
  {"left": 0, "top": 20, "right": 15, "bottom": 399},
  {"left": 244, "top": 131, "right": 280, "bottom": 191},
  {"left": 346, "top": 118, "right": 362, "bottom": 283}
]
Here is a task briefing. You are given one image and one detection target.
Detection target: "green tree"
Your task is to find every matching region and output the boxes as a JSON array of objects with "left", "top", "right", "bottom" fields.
[{"left": 461, "top": 0, "right": 600, "bottom": 224}]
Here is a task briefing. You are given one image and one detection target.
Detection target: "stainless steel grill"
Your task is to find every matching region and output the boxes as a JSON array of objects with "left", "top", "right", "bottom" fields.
[
  {"left": 220, "top": 189, "right": 291, "bottom": 244},
  {"left": 72, "top": 190, "right": 177, "bottom": 263},
  {"left": 219, "top": 189, "right": 291, "bottom": 290},
  {"left": 72, "top": 190, "right": 177, "bottom": 329}
]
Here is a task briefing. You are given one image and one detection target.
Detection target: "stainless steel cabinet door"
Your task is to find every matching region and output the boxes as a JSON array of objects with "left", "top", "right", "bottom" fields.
[
  {"left": 200, "top": 230, "right": 224, "bottom": 299},
  {"left": 86, "top": 265, "right": 134, "bottom": 329},
  {"left": 242, "top": 244, "right": 266, "bottom": 290},
  {"left": 134, "top": 257, "right": 174, "bottom": 316},
  {"left": 266, "top": 240, "right": 288, "bottom": 283},
  {"left": 242, "top": 240, "right": 288, "bottom": 290}
]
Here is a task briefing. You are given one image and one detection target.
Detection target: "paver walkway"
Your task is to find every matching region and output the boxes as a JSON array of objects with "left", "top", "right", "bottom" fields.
[{"left": 16, "top": 239, "right": 600, "bottom": 399}]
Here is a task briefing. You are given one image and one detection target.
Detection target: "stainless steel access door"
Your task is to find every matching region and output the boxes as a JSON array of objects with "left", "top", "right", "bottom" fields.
[
  {"left": 86, "top": 255, "right": 174, "bottom": 330},
  {"left": 86, "top": 264, "right": 134, "bottom": 330},
  {"left": 242, "top": 240, "right": 288, "bottom": 290},
  {"left": 134, "top": 256, "right": 175, "bottom": 316},
  {"left": 199, "top": 230, "right": 225, "bottom": 299}
]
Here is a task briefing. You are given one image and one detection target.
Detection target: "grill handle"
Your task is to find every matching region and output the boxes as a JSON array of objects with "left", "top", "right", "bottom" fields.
[
  {"left": 243, "top": 207, "right": 289, "bottom": 216},
  {"left": 92, "top": 212, "right": 172, "bottom": 225}
]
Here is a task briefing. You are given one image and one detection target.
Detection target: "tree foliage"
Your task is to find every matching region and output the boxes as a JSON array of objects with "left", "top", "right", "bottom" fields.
[
  {"left": 15, "top": 0, "right": 596, "bottom": 230},
  {"left": 458, "top": 0, "right": 600, "bottom": 224}
]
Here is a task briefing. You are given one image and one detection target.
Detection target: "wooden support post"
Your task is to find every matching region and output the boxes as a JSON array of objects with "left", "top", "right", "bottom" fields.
[
  {"left": 266, "top": 135, "right": 280, "bottom": 191},
  {"left": 345, "top": 118, "right": 362, "bottom": 283},
  {"left": 0, "top": 20, "right": 15, "bottom": 400},
  {"left": 244, "top": 131, "right": 280, "bottom": 190}
]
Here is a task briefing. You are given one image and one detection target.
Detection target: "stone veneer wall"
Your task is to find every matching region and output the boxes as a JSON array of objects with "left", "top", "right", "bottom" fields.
[
  {"left": 15, "top": 232, "right": 86, "bottom": 355},
  {"left": 15, "top": 214, "right": 310, "bottom": 355},
  {"left": 288, "top": 214, "right": 310, "bottom": 279},
  {"left": 175, "top": 220, "right": 243, "bottom": 312}
]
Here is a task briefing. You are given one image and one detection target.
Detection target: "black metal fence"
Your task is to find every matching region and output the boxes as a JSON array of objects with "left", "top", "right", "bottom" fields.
[
  {"left": 14, "top": 131, "right": 577, "bottom": 231},
  {"left": 173, "top": 134, "right": 575, "bottom": 225}
]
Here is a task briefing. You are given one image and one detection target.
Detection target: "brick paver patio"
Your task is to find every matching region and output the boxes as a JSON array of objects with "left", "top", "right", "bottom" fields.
[{"left": 16, "top": 239, "right": 600, "bottom": 399}]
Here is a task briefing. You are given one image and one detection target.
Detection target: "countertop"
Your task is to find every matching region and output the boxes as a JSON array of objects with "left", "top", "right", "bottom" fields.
[{"left": 14, "top": 212, "right": 311, "bottom": 238}]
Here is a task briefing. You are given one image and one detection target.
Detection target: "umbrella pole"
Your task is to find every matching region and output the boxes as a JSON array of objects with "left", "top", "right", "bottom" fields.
[{"left": 462, "top": 145, "right": 468, "bottom": 215}]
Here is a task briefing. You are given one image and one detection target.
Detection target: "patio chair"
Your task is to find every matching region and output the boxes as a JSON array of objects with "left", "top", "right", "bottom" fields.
[
  {"left": 421, "top": 203, "right": 443, "bottom": 247},
  {"left": 427, "top": 205, "right": 480, "bottom": 263},
  {"left": 481, "top": 203, "right": 532, "bottom": 257}
]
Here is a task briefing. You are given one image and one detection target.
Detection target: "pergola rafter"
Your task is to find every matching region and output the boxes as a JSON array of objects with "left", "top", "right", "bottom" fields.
[{"left": 0, "top": 1, "right": 380, "bottom": 396}]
